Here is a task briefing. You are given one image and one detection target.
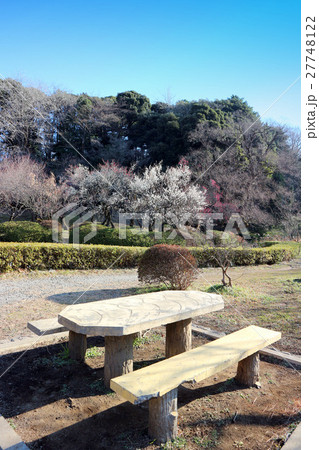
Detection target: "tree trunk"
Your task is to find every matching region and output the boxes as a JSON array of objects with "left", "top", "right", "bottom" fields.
[
  {"left": 148, "top": 388, "right": 178, "bottom": 444},
  {"left": 221, "top": 267, "right": 226, "bottom": 286},
  {"left": 225, "top": 271, "right": 232, "bottom": 287},
  {"left": 102, "top": 208, "right": 115, "bottom": 228},
  {"left": 222, "top": 267, "right": 232, "bottom": 287}
]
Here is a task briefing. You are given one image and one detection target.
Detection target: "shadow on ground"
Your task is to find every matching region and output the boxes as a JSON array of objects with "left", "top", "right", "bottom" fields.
[
  {"left": 1, "top": 331, "right": 301, "bottom": 450},
  {"left": 47, "top": 288, "right": 136, "bottom": 304},
  {"left": 27, "top": 403, "right": 151, "bottom": 450}
]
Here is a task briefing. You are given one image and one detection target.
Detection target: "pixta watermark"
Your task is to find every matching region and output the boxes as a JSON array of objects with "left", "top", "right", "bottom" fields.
[
  {"left": 52, "top": 204, "right": 98, "bottom": 246},
  {"left": 118, "top": 212, "right": 250, "bottom": 242},
  {"left": 52, "top": 208, "right": 250, "bottom": 246}
]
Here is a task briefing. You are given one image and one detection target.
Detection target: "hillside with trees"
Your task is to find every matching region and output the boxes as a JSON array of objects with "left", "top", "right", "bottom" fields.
[{"left": 0, "top": 78, "right": 300, "bottom": 237}]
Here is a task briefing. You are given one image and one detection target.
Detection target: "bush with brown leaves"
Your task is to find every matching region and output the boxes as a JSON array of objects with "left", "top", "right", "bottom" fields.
[{"left": 138, "top": 244, "right": 198, "bottom": 290}]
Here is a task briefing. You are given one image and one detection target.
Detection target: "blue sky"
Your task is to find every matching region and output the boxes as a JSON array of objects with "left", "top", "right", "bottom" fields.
[{"left": 1, "top": 0, "right": 300, "bottom": 127}]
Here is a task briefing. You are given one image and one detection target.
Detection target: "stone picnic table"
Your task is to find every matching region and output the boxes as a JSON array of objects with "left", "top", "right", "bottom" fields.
[{"left": 58, "top": 290, "right": 224, "bottom": 387}]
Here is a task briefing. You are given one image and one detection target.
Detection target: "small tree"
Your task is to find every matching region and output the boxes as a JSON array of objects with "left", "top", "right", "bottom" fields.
[
  {"left": 138, "top": 244, "right": 198, "bottom": 290},
  {"left": 27, "top": 172, "right": 62, "bottom": 220},
  {"left": 212, "top": 247, "right": 234, "bottom": 287},
  {"left": 0, "top": 155, "right": 61, "bottom": 220}
]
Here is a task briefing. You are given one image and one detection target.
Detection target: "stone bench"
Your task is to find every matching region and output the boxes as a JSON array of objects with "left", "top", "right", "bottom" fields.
[
  {"left": 27, "top": 318, "right": 88, "bottom": 361},
  {"left": 110, "top": 325, "right": 281, "bottom": 444},
  {"left": 27, "top": 318, "right": 67, "bottom": 336}
]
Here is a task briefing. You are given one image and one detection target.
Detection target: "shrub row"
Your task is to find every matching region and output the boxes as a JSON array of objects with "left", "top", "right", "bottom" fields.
[
  {"left": 0, "top": 241, "right": 300, "bottom": 272},
  {"left": 0, "top": 242, "right": 145, "bottom": 272},
  {"left": 0, "top": 221, "right": 238, "bottom": 247},
  {"left": 72, "top": 223, "right": 239, "bottom": 247},
  {"left": 191, "top": 242, "right": 301, "bottom": 268}
]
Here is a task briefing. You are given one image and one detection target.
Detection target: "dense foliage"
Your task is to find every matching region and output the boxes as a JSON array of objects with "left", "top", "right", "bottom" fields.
[
  {"left": 0, "top": 241, "right": 300, "bottom": 272},
  {"left": 0, "top": 78, "right": 301, "bottom": 236},
  {"left": 0, "top": 221, "right": 239, "bottom": 247},
  {"left": 0, "top": 221, "right": 52, "bottom": 242},
  {"left": 138, "top": 244, "right": 198, "bottom": 290}
]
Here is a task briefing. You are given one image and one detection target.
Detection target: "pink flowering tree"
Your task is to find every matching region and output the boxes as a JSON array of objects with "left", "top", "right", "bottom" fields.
[
  {"left": 0, "top": 155, "right": 61, "bottom": 220},
  {"left": 203, "top": 179, "right": 239, "bottom": 224}
]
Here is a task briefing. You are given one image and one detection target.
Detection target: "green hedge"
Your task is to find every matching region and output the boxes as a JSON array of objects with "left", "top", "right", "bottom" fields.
[
  {"left": 0, "top": 221, "right": 238, "bottom": 247},
  {"left": 259, "top": 241, "right": 281, "bottom": 247},
  {"left": 0, "top": 221, "right": 52, "bottom": 242},
  {"left": 191, "top": 242, "right": 301, "bottom": 268},
  {"left": 70, "top": 223, "right": 186, "bottom": 247},
  {"left": 72, "top": 224, "right": 238, "bottom": 247},
  {"left": 0, "top": 241, "right": 300, "bottom": 272},
  {"left": 0, "top": 242, "right": 145, "bottom": 272}
]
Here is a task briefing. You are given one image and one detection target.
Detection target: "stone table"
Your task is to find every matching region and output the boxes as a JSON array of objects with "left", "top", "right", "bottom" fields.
[{"left": 58, "top": 290, "right": 224, "bottom": 387}]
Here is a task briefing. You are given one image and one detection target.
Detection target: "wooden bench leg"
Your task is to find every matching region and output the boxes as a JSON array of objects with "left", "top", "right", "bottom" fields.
[
  {"left": 149, "top": 388, "right": 178, "bottom": 444},
  {"left": 236, "top": 352, "right": 261, "bottom": 388},
  {"left": 166, "top": 318, "right": 192, "bottom": 358},
  {"left": 69, "top": 330, "right": 87, "bottom": 362},
  {"left": 104, "top": 334, "right": 135, "bottom": 388}
]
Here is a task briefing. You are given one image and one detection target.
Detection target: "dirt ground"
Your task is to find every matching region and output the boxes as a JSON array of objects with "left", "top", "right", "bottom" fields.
[
  {"left": 0, "top": 330, "right": 300, "bottom": 450},
  {"left": 0, "top": 261, "right": 301, "bottom": 448},
  {"left": 0, "top": 261, "right": 301, "bottom": 355}
]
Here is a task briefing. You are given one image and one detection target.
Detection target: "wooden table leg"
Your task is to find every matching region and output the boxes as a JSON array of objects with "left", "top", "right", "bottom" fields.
[
  {"left": 166, "top": 318, "right": 192, "bottom": 358},
  {"left": 104, "top": 334, "right": 135, "bottom": 388},
  {"left": 236, "top": 352, "right": 261, "bottom": 388},
  {"left": 69, "top": 330, "right": 87, "bottom": 362},
  {"left": 149, "top": 388, "right": 178, "bottom": 443}
]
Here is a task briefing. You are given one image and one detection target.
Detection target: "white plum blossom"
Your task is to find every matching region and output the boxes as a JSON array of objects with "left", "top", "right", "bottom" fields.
[{"left": 130, "top": 161, "right": 206, "bottom": 230}]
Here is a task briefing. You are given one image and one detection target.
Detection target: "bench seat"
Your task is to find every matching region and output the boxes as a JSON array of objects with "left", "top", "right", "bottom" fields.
[
  {"left": 27, "top": 318, "right": 68, "bottom": 336},
  {"left": 111, "top": 325, "right": 281, "bottom": 443}
]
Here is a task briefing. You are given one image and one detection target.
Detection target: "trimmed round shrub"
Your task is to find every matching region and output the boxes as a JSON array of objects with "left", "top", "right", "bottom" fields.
[
  {"left": 0, "top": 221, "right": 52, "bottom": 242},
  {"left": 138, "top": 244, "right": 198, "bottom": 290}
]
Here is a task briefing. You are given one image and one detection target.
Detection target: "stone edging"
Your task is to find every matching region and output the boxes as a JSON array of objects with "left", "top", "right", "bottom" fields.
[
  {"left": 0, "top": 415, "right": 29, "bottom": 449},
  {"left": 281, "top": 423, "right": 301, "bottom": 449},
  {"left": 0, "top": 332, "right": 68, "bottom": 356}
]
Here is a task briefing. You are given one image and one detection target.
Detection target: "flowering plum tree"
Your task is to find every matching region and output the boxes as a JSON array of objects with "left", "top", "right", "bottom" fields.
[
  {"left": 130, "top": 160, "right": 206, "bottom": 231},
  {"left": 63, "top": 161, "right": 133, "bottom": 226}
]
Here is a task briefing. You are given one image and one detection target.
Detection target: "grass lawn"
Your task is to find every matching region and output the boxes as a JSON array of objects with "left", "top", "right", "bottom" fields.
[{"left": 192, "top": 262, "right": 301, "bottom": 354}]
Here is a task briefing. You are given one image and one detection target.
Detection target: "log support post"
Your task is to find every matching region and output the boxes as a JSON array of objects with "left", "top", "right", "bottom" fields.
[
  {"left": 68, "top": 330, "right": 87, "bottom": 362},
  {"left": 236, "top": 352, "right": 261, "bottom": 388},
  {"left": 148, "top": 388, "right": 178, "bottom": 444},
  {"left": 166, "top": 318, "right": 192, "bottom": 358},
  {"left": 104, "top": 334, "right": 135, "bottom": 388}
]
